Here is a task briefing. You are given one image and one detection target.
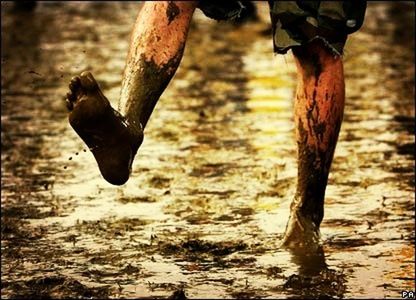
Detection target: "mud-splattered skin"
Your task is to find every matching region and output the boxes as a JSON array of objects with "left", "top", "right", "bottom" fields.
[
  {"left": 119, "top": 1, "right": 197, "bottom": 129},
  {"left": 166, "top": 2, "right": 180, "bottom": 25},
  {"left": 65, "top": 1, "right": 197, "bottom": 185},
  {"left": 66, "top": 72, "right": 143, "bottom": 185},
  {"left": 282, "top": 39, "right": 345, "bottom": 246},
  {"left": 120, "top": 51, "right": 184, "bottom": 129}
]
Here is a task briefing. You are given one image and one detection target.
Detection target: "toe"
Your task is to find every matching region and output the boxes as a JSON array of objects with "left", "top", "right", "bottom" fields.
[
  {"left": 66, "top": 99, "right": 74, "bottom": 110},
  {"left": 69, "top": 76, "right": 81, "bottom": 92},
  {"left": 79, "top": 71, "right": 98, "bottom": 91},
  {"left": 66, "top": 91, "right": 76, "bottom": 102},
  {"left": 70, "top": 76, "right": 80, "bottom": 85}
]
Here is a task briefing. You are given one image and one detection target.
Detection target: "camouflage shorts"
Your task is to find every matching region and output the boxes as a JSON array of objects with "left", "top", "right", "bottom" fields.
[{"left": 197, "top": 1, "right": 367, "bottom": 55}]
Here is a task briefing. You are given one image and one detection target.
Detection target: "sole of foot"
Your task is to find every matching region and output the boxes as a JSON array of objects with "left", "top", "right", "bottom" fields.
[{"left": 65, "top": 71, "right": 143, "bottom": 185}]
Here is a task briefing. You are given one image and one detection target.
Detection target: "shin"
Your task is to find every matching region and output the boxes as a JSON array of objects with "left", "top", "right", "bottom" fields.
[
  {"left": 282, "top": 39, "right": 345, "bottom": 247},
  {"left": 119, "top": 1, "right": 198, "bottom": 129}
]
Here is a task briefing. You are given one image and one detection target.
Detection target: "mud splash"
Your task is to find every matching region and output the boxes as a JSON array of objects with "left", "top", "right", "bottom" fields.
[{"left": 1, "top": 2, "right": 414, "bottom": 299}]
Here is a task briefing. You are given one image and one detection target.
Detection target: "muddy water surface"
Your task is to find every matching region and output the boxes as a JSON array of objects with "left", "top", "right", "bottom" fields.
[{"left": 1, "top": 2, "right": 415, "bottom": 299}]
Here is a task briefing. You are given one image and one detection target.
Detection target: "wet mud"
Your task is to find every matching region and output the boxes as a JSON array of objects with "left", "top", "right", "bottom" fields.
[{"left": 1, "top": 2, "right": 415, "bottom": 299}]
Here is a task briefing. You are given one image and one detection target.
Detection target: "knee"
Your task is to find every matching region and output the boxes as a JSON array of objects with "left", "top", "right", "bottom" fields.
[
  {"left": 293, "top": 39, "right": 340, "bottom": 59},
  {"left": 292, "top": 39, "right": 343, "bottom": 79}
]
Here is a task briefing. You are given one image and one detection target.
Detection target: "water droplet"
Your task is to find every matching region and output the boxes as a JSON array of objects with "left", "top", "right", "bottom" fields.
[{"left": 346, "top": 19, "right": 356, "bottom": 28}]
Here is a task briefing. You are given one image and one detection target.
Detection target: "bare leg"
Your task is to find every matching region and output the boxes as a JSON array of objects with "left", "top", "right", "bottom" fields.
[
  {"left": 281, "top": 39, "right": 345, "bottom": 248},
  {"left": 119, "top": 1, "right": 197, "bottom": 128},
  {"left": 65, "top": 2, "right": 197, "bottom": 185}
]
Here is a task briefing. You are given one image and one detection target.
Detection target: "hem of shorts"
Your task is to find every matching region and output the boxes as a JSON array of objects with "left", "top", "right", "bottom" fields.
[
  {"left": 212, "top": 9, "right": 242, "bottom": 21},
  {"left": 273, "top": 36, "right": 343, "bottom": 56},
  {"left": 201, "top": 2, "right": 244, "bottom": 22}
]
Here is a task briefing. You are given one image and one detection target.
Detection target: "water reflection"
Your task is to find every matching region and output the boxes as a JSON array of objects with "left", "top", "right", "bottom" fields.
[
  {"left": 289, "top": 246, "right": 327, "bottom": 277},
  {"left": 283, "top": 246, "right": 349, "bottom": 299}
]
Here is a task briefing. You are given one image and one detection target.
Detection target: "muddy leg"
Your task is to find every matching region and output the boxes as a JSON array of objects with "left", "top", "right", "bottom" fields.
[
  {"left": 65, "top": 2, "right": 197, "bottom": 185},
  {"left": 118, "top": 1, "right": 197, "bottom": 128},
  {"left": 281, "top": 39, "right": 345, "bottom": 248}
]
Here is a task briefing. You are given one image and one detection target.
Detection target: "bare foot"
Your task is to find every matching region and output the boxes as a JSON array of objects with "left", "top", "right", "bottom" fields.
[
  {"left": 280, "top": 206, "right": 321, "bottom": 251},
  {"left": 65, "top": 71, "right": 143, "bottom": 185}
]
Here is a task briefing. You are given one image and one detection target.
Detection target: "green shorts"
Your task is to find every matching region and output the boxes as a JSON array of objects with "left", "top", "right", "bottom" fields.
[{"left": 197, "top": 1, "right": 367, "bottom": 55}]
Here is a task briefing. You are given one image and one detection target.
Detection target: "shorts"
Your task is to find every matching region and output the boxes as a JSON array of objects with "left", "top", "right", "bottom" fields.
[{"left": 197, "top": 1, "right": 367, "bottom": 55}]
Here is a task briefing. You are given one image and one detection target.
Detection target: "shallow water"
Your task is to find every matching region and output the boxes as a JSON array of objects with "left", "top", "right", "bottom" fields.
[{"left": 1, "top": 2, "right": 415, "bottom": 299}]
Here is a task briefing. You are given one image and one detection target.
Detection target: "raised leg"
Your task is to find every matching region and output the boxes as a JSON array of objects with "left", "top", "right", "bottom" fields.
[
  {"left": 119, "top": 1, "right": 197, "bottom": 128},
  {"left": 65, "top": 2, "right": 197, "bottom": 185},
  {"left": 281, "top": 39, "right": 345, "bottom": 248}
]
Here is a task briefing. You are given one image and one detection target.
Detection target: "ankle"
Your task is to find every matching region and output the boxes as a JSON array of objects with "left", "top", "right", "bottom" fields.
[
  {"left": 291, "top": 192, "right": 324, "bottom": 228},
  {"left": 281, "top": 209, "right": 322, "bottom": 249}
]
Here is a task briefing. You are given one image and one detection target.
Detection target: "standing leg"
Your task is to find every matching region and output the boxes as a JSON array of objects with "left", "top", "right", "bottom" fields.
[
  {"left": 281, "top": 39, "right": 345, "bottom": 248},
  {"left": 65, "top": 2, "right": 197, "bottom": 185}
]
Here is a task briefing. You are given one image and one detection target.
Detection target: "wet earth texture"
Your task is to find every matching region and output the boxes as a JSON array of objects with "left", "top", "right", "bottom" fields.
[{"left": 1, "top": 2, "right": 415, "bottom": 299}]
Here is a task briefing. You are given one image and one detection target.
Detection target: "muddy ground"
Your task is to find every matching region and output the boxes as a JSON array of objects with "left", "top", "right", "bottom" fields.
[{"left": 1, "top": 1, "right": 415, "bottom": 299}]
